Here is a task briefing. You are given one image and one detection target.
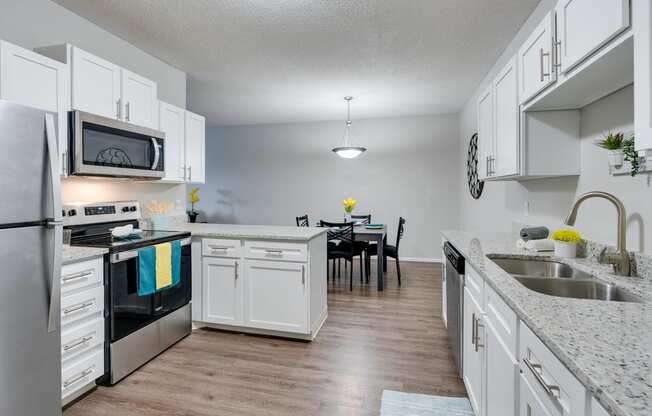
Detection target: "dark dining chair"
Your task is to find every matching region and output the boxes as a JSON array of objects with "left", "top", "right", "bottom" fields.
[
  {"left": 321, "top": 221, "right": 365, "bottom": 291},
  {"left": 350, "top": 214, "right": 372, "bottom": 281},
  {"left": 350, "top": 214, "right": 371, "bottom": 225},
  {"left": 367, "top": 217, "right": 406, "bottom": 286},
  {"left": 296, "top": 215, "right": 309, "bottom": 227}
]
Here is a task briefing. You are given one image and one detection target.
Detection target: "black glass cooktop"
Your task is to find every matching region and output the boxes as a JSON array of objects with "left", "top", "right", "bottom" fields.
[{"left": 68, "top": 220, "right": 190, "bottom": 252}]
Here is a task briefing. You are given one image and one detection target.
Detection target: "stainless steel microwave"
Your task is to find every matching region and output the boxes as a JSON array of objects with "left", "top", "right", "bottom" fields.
[{"left": 69, "top": 110, "right": 165, "bottom": 179}]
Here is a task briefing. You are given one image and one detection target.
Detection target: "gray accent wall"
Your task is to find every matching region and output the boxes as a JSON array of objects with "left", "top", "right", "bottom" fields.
[
  {"left": 196, "top": 114, "right": 460, "bottom": 260},
  {"left": 458, "top": 0, "right": 652, "bottom": 254}
]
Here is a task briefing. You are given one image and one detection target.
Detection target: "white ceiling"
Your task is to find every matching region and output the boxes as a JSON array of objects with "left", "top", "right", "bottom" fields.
[{"left": 54, "top": 0, "right": 539, "bottom": 126}]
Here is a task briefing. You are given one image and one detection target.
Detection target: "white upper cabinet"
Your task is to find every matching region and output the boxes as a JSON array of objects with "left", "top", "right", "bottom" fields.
[
  {"left": 159, "top": 101, "right": 186, "bottom": 182},
  {"left": 555, "top": 0, "right": 630, "bottom": 74},
  {"left": 477, "top": 85, "right": 493, "bottom": 180},
  {"left": 634, "top": 0, "right": 652, "bottom": 150},
  {"left": 121, "top": 69, "right": 158, "bottom": 129},
  {"left": 518, "top": 12, "right": 557, "bottom": 104},
  {"left": 492, "top": 56, "right": 519, "bottom": 177},
  {"left": 185, "top": 110, "right": 206, "bottom": 184},
  {"left": 71, "top": 47, "right": 122, "bottom": 120},
  {"left": 0, "top": 40, "right": 69, "bottom": 176}
]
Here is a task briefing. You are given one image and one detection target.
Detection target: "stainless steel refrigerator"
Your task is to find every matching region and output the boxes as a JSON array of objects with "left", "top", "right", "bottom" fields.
[{"left": 0, "top": 101, "right": 63, "bottom": 415}]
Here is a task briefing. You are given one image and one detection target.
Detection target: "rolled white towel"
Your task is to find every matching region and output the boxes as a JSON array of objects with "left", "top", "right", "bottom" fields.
[
  {"left": 524, "top": 239, "right": 554, "bottom": 252},
  {"left": 111, "top": 224, "right": 134, "bottom": 238}
]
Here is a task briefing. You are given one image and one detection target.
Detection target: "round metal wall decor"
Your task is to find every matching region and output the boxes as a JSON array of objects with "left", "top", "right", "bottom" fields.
[{"left": 467, "top": 133, "right": 484, "bottom": 199}]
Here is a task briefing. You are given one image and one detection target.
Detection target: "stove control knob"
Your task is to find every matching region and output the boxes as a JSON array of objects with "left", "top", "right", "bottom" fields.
[
  {"left": 129, "top": 206, "right": 137, "bottom": 212},
  {"left": 67, "top": 209, "right": 77, "bottom": 217},
  {"left": 122, "top": 206, "right": 130, "bottom": 213}
]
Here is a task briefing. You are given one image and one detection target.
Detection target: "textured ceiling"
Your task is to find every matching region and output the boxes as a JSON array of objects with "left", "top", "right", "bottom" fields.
[{"left": 54, "top": 0, "right": 539, "bottom": 126}]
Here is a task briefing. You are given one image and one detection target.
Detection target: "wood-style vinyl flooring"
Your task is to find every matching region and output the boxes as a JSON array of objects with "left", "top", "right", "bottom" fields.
[{"left": 64, "top": 261, "right": 466, "bottom": 416}]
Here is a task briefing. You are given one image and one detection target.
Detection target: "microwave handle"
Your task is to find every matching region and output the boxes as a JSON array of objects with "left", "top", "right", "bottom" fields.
[{"left": 151, "top": 137, "right": 160, "bottom": 170}]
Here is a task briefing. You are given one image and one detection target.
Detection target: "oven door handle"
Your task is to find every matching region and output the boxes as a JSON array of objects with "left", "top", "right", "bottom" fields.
[
  {"left": 110, "top": 238, "right": 191, "bottom": 263},
  {"left": 151, "top": 137, "right": 160, "bottom": 170}
]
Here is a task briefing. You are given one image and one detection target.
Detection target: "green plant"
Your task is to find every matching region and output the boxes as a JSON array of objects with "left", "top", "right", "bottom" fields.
[
  {"left": 623, "top": 136, "right": 640, "bottom": 176},
  {"left": 596, "top": 132, "right": 625, "bottom": 150}
]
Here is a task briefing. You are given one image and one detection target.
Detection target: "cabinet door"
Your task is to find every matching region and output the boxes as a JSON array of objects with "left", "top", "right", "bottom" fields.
[
  {"left": 121, "top": 69, "right": 158, "bottom": 128},
  {"left": 634, "top": 0, "right": 652, "bottom": 150},
  {"left": 159, "top": 101, "right": 186, "bottom": 182},
  {"left": 463, "top": 287, "right": 484, "bottom": 416},
  {"left": 518, "top": 12, "right": 556, "bottom": 104},
  {"left": 202, "top": 257, "right": 243, "bottom": 325},
  {"left": 0, "top": 41, "right": 69, "bottom": 176},
  {"left": 519, "top": 374, "right": 554, "bottom": 416},
  {"left": 477, "top": 85, "right": 493, "bottom": 180},
  {"left": 71, "top": 47, "right": 121, "bottom": 120},
  {"left": 556, "top": 0, "right": 630, "bottom": 74},
  {"left": 244, "top": 260, "right": 308, "bottom": 334},
  {"left": 493, "top": 56, "right": 519, "bottom": 177},
  {"left": 185, "top": 110, "right": 206, "bottom": 183},
  {"left": 485, "top": 318, "right": 518, "bottom": 416}
]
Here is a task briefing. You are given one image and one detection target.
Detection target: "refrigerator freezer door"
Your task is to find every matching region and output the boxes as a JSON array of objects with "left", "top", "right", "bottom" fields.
[
  {"left": 0, "top": 100, "right": 57, "bottom": 224},
  {"left": 0, "top": 226, "right": 61, "bottom": 415}
]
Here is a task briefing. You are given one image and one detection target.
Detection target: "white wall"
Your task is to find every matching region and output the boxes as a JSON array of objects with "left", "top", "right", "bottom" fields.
[
  {"left": 0, "top": 0, "right": 189, "bottom": 210},
  {"left": 458, "top": 2, "right": 652, "bottom": 254},
  {"left": 196, "top": 114, "right": 460, "bottom": 260}
]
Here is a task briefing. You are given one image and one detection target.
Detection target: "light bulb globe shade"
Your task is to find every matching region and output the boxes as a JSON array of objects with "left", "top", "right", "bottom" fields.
[{"left": 332, "top": 146, "right": 366, "bottom": 159}]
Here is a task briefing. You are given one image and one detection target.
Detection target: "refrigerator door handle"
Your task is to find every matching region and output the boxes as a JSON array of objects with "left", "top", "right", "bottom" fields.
[{"left": 45, "top": 113, "right": 62, "bottom": 222}]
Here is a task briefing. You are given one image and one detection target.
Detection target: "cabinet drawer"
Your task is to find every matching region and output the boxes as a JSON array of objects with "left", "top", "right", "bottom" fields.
[
  {"left": 465, "top": 263, "right": 485, "bottom": 310},
  {"left": 202, "top": 238, "right": 242, "bottom": 258},
  {"left": 484, "top": 283, "right": 517, "bottom": 358},
  {"left": 244, "top": 241, "right": 307, "bottom": 262},
  {"left": 519, "top": 322, "right": 586, "bottom": 416},
  {"left": 61, "top": 317, "right": 104, "bottom": 364},
  {"left": 61, "top": 346, "right": 104, "bottom": 399},
  {"left": 61, "top": 257, "right": 103, "bottom": 296},
  {"left": 61, "top": 286, "right": 104, "bottom": 328}
]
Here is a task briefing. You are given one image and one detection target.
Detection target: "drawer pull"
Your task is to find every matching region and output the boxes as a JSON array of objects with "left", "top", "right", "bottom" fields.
[
  {"left": 234, "top": 261, "right": 239, "bottom": 280},
  {"left": 63, "top": 301, "right": 94, "bottom": 316},
  {"left": 62, "top": 269, "right": 93, "bottom": 283},
  {"left": 63, "top": 335, "right": 94, "bottom": 352},
  {"left": 301, "top": 264, "right": 305, "bottom": 284},
  {"left": 63, "top": 368, "right": 93, "bottom": 388},
  {"left": 264, "top": 249, "right": 283, "bottom": 254},
  {"left": 523, "top": 357, "right": 561, "bottom": 399},
  {"left": 209, "top": 245, "right": 230, "bottom": 251},
  {"left": 474, "top": 316, "right": 484, "bottom": 352}
]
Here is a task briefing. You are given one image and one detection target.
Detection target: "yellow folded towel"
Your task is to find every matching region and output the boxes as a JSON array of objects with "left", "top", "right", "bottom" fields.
[{"left": 155, "top": 242, "right": 172, "bottom": 289}]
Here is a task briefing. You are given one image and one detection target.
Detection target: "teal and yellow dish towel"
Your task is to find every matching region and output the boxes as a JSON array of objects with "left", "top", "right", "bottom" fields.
[{"left": 137, "top": 241, "right": 181, "bottom": 296}]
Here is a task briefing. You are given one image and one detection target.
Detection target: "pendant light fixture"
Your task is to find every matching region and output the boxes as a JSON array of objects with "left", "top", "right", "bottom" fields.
[{"left": 332, "top": 96, "right": 366, "bottom": 159}]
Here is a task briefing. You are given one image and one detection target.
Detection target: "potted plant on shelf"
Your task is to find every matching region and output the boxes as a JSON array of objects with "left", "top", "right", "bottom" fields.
[
  {"left": 551, "top": 229, "right": 581, "bottom": 258},
  {"left": 187, "top": 187, "right": 200, "bottom": 223},
  {"left": 342, "top": 198, "right": 357, "bottom": 222},
  {"left": 622, "top": 136, "right": 641, "bottom": 177},
  {"left": 596, "top": 131, "right": 625, "bottom": 168}
]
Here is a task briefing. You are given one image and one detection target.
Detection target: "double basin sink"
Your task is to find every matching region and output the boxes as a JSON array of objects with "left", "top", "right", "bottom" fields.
[{"left": 489, "top": 257, "right": 641, "bottom": 303}]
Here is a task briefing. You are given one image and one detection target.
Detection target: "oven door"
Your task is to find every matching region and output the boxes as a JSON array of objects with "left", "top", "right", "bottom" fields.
[
  {"left": 109, "top": 242, "right": 191, "bottom": 343},
  {"left": 70, "top": 110, "right": 165, "bottom": 178}
]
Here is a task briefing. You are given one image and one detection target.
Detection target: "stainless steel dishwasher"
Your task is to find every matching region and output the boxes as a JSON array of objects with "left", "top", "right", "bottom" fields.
[{"left": 444, "top": 241, "right": 465, "bottom": 377}]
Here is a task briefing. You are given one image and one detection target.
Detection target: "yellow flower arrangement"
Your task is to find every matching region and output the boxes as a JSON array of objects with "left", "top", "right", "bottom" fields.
[
  {"left": 342, "top": 198, "right": 357, "bottom": 214},
  {"left": 551, "top": 229, "right": 581, "bottom": 243},
  {"left": 188, "top": 187, "right": 200, "bottom": 212}
]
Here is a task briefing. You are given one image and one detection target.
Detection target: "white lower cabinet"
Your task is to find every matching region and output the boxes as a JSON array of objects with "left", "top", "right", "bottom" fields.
[
  {"left": 463, "top": 286, "right": 484, "bottom": 415},
  {"left": 244, "top": 259, "right": 308, "bottom": 333},
  {"left": 485, "top": 319, "right": 518, "bottom": 416},
  {"left": 195, "top": 235, "right": 327, "bottom": 340},
  {"left": 520, "top": 373, "right": 554, "bottom": 416}
]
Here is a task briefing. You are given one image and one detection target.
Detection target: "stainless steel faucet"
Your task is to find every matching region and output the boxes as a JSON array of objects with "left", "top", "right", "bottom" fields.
[{"left": 564, "top": 191, "right": 631, "bottom": 276}]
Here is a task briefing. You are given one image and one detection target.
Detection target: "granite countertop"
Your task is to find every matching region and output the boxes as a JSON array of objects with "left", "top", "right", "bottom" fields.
[
  {"left": 161, "top": 223, "right": 328, "bottom": 241},
  {"left": 442, "top": 230, "right": 652, "bottom": 416},
  {"left": 62, "top": 245, "right": 107, "bottom": 264}
]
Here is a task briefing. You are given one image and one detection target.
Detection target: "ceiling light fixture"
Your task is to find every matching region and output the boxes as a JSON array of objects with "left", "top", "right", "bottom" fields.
[{"left": 332, "top": 96, "right": 366, "bottom": 159}]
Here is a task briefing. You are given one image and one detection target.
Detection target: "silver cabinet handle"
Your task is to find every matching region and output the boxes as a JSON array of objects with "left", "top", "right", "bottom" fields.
[
  {"left": 209, "top": 245, "right": 230, "bottom": 250},
  {"left": 62, "top": 269, "right": 93, "bottom": 283},
  {"left": 523, "top": 357, "right": 561, "bottom": 398},
  {"left": 62, "top": 150, "right": 68, "bottom": 176},
  {"left": 234, "top": 261, "right": 239, "bottom": 280},
  {"left": 125, "top": 101, "right": 131, "bottom": 121},
  {"left": 489, "top": 157, "right": 495, "bottom": 175},
  {"left": 471, "top": 313, "right": 476, "bottom": 347},
  {"left": 301, "top": 264, "right": 305, "bottom": 284},
  {"left": 265, "top": 249, "right": 283, "bottom": 254},
  {"left": 540, "top": 48, "right": 551, "bottom": 82},
  {"left": 554, "top": 40, "right": 562, "bottom": 70},
  {"left": 116, "top": 99, "right": 121, "bottom": 119},
  {"left": 485, "top": 157, "right": 489, "bottom": 177},
  {"left": 63, "top": 300, "right": 94, "bottom": 316},
  {"left": 187, "top": 165, "right": 192, "bottom": 181},
  {"left": 63, "top": 368, "right": 93, "bottom": 388},
  {"left": 63, "top": 335, "right": 94, "bottom": 352},
  {"left": 474, "top": 316, "right": 484, "bottom": 352}
]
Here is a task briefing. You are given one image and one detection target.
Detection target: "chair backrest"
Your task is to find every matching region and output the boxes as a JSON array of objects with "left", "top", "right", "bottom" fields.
[
  {"left": 351, "top": 214, "right": 371, "bottom": 225},
  {"left": 320, "top": 221, "right": 355, "bottom": 245},
  {"left": 396, "top": 217, "right": 406, "bottom": 248},
  {"left": 296, "top": 215, "right": 309, "bottom": 227}
]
